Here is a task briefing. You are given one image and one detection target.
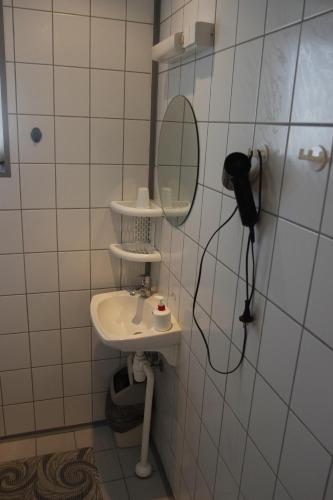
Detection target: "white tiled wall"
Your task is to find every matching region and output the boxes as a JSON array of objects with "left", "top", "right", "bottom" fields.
[
  {"left": 0, "top": 0, "right": 154, "bottom": 436},
  {"left": 153, "top": 1, "right": 333, "bottom": 500}
]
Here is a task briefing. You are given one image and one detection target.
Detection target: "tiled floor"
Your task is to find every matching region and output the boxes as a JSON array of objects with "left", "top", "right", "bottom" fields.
[{"left": 0, "top": 425, "right": 172, "bottom": 500}]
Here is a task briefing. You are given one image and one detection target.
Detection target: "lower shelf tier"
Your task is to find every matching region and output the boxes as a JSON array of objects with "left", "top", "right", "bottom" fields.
[{"left": 109, "top": 243, "right": 162, "bottom": 263}]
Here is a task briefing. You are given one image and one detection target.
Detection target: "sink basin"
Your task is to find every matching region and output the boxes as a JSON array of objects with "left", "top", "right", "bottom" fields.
[{"left": 90, "top": 291, "right": 181, "bottom": 362}]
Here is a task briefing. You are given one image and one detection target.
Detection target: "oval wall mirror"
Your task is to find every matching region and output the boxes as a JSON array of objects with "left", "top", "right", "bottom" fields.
[{"left": 157, "top": 95, "right": 199, "bottom": 226}]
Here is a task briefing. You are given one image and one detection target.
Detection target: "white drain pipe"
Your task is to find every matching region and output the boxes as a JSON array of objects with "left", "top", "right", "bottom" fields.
[{"left": 133, "top": 352, "right": 154, "bottom": 478}]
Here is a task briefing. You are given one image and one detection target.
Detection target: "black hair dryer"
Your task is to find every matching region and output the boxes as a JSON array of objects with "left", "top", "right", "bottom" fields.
[{"left": 222, "top": 152, "right": 258, "bottom": 229}]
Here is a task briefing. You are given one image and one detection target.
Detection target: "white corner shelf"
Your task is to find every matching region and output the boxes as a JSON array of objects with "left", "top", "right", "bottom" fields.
[
  {"left": 110, "top": 243, "right": 161, "bottom": 263},
  {"left": 110, "top": 200, "right": 163, "bottom": 218}
]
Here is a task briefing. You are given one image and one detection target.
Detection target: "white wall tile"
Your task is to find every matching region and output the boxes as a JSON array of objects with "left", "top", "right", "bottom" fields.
[
  {"left": 193, "top": 56, "right": 213, "bottom": 122},
  {"left": 16, "top": 63, "right": 53, "bottom": 115},
  {"left": 0, "top": 211, "right": 22, "bottom": 254},
  {"left": 91, "top": 18, "right": 125, "bottom": 70},
  {"left": 92, "top": 358, "right": 120, "bottom": 392},
  {"left": 240, "top": 438, "right": 276, "bottom": 500},
  {"left": 124, "top": 120, "right": 150, "bottom": 164},
  {"left": 30, "top": 330, "right": 61, "bottom": 367},
  {"left": 58, "top": 251, "right": 90, "bottom": 291},
  {"left": 268, "top": 219, "right": 317, "bottom": 322},
  {"left": 54, "top": 13, "right": 89, "bottom": 67},
  {"left": 123, "top": 165, "right": 149, "bottom": 199},
  {"left": 306, "top": 236, "right": 333, "bottom": 348},
  {"left": 265, "top": 0, "right": 304, "bottom": 32},
  {"left": 202, "top": 376, "right": 223, "bottom": 444},
  {"left": 91, "top": 209, "right": 121, "bottom": 249},
  {"left": 63, "top": 362, "right": 91, "bottom": 396},
  {"left": 91, "top": 70, "right": 124, "bottom": 118},
  {"left": 57, "top": 209, "right": 89, "bottom": 251},
  {"left": 181, "top": 235, "right": 198, "bottom": 296},
  {"left": 304, "top": 0, "right": 333, "bottom": 18},
  {"left": 0, "top": 254, "right": 25, "bottom": 295},
  {"left": 25, "top": 252, "right": 58, "bottom": 293},
  {"left": 230, "top": 38, "right": 263, "bottom": 122},
  {"left": 91, "top": 119, "right": 123, "bottom": 164},
  {"left": 292, "top": 12, "right": 333, "bottom": 123},
  {"left": 204, "top": 123, "right": 228, "bottom": 190},
  {"left": 4, "top": 403, "right": 35, "bottom": 435},
  {"left": 0, "top": 333, "right": 30, "bottom": 370},
  {"left": 91, "top": 250, "right": 120, "bottom": 288},
  {"left": 60, "top": 290, "right": 91, "bottom": 328},
  {"left": 55, "top": 117, "right": 89, "bottom": 164},
  {"left": 257, "top": 26, "right": 300, "bottom": 123},
  {"left": 14, "top": 9, "right": 52, "bottom": 63},
  {"left": 27, "top": 292, "right": 60, "bottom": 331},
  {"left": 209, "top": 49, "right": 234, "bottom": 122},
  {"left": 20, "top": 165, "right": 55, "bottom": 209},
  {"left": 249, "top": 375, "right": 288, "bottom": 471},
  {"left": 22, "top": 209, "right": 57, "bottom": 252},
  {"left": 279, "top": 413, "right": 331, "bottom": 500},
  {"left": 54, "top": 67, "right": 89, "bottom": 117},
  {"left": 62, "top": 327, "right": 91, "bottom": 363},
  {"left": 237, "top": 0, "right": 267, "bottom": 43},
  {"left": 198, "top": 425, "right": 218, "bottom": 493},
  {"left": 14, "top": 0, "right": 51, "bottom": 9},
  {"left": 91, "top": 0, "right": 126, "bottom": 19},
  {"left": 56, "top": 165, "right": 89, "bottom": 208},
  {"left": 127, "top": 0, "right": 154, "bottom": 23},
  {"left": 214, "top": 456, "right": 239, "bottom": 500},
  {"left": 90, "top": 165, "right": 123, "bottom": 207},
  {"left": 0, "top": 165, "right": 20, "bottom": 210},
  {"left": 279, "top": 127, "right": 331, "bottom": 230},
  {"left": 199, "top": 187, "right": 222, "bottom": 254},
  {"left": 212, "top": 262, "right": 237, "bottom": 337},
  {"left": 217, "top": 196, "right": 243, "bottom": 273},
  {"left": 64, "top": 394, "right": 92, "bottom": 425},
  {"left": 126, "top": 22, "right": 153, "bottom": 72},
  {"left": 0, "top": 295, "right": 28, "bottom": 334},
  {"left": 35, "top": 398, "right": 64, "bottom": 430},
  {"left": 8, "top": 115, "right": 19, "bottom": 163},
  {"left": 291, "top": 331, "right": 333, "bottom": 452},
  {"left": 2, "top": 369, "right": 33, "bottom": 404},
  {"left": 18, "top": 116, "right": 55, "bottom": 163},
  {"left": 125, "top": 73, "right": 151, "bottom": 120},
  {"left": 53, "top": 0, "right": 90, "bottom": 15},
  {"left": 220, "top": 404, "right": 247, "bottom": 482},
  {"left": 32, "top": 365, "right": 63, "bottom": 400}
]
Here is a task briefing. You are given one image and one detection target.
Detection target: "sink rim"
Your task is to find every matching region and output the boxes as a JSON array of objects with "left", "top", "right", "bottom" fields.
[{"left": 90, "top": 290, "right": 181, "bottom": 351}]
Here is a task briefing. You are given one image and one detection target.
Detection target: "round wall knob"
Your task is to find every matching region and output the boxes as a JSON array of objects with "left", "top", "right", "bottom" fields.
[{"left": 31, "top": 127, "right": 42, "bottom": 143}]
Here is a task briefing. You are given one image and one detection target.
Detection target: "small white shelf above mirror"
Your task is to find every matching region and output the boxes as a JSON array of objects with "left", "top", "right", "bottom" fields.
[
  {"left": 110, "top": 243, "right": 161, "bottom": 263},
  {"left": 110, "top": 200, "right": 163, "bottom": 218}
]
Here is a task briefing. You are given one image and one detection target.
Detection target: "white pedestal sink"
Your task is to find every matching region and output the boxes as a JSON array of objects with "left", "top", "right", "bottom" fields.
[{"left": 90, "top": 290, "right": 181, "bottom": 477}]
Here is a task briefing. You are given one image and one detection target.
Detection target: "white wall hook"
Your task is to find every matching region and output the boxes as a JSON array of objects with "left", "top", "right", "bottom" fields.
[
  {"left": 248, "top": 145, "right": 269, "bottom": 164},
  {"left": 298, "top": 145, "right": 328, "bottom": 171}
]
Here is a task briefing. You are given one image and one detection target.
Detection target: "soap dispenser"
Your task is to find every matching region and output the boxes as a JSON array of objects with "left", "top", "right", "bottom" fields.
[{"left": 153, "top": 296, "right": 171, "bottom": 331}]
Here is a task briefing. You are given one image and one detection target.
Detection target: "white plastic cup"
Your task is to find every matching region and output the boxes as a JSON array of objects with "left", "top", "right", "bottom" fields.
[{"left": 136, "top": 187, "right": 150, "bottom": 208}]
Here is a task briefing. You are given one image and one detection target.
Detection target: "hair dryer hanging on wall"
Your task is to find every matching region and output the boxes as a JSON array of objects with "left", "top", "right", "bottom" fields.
[{"left": 193, "top": 145, "right": 268, "bottom": 374}]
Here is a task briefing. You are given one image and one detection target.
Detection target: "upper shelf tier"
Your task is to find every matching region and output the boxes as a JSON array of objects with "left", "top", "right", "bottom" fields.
[{"left": 110, "top": 200, "right": 163, "bottom": 218}]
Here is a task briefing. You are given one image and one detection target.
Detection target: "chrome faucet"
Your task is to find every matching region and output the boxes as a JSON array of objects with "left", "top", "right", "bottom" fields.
[{"left": 128, "top": 275, "right": 151, "bottom": 297}]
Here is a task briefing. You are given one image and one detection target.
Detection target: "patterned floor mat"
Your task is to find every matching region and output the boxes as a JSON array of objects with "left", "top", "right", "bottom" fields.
[{"left": 0, "top": 447, "right": 103, "bottom": 499}]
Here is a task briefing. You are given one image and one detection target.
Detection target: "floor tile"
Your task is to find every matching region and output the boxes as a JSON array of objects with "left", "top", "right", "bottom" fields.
[
  {"left": 95, "top": 449, "right": 123, "bottom": 482},
  {"left": 125, "top": 473, "right": 171, "bottom": 500},
  {"left": 75, "top": 425, "right": 115, "bottom": 451},
  {"left": 100, "top": 479, "right": 129, "bottom": 500},
  {"left": 36, "top": 432, "right": 75, "bottom": 456},
  {"left": 0, "top": 438, "right": 36, "bottom": 461}
]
